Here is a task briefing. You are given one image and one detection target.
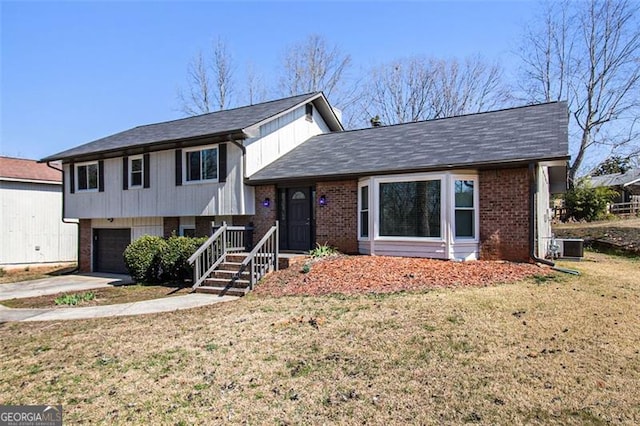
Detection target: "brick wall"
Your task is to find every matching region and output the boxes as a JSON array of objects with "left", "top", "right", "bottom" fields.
[
  {"left": 79, "top": 219, "right": 92, "bottom": 273},
  {"left": 316, "top": 180, "right": 358, "bottom": 254},
  {"left": 479, "top": 168, "right": 530, "bottom": 262},
  {"left": 195, "top": 216, "right": 215, "bottom": 237},
  {"left": 249, "top": 185, "right": 277, "bottom": 240},
  {"left": 163, "top": 217, "right": 180, "bottom": 238}
]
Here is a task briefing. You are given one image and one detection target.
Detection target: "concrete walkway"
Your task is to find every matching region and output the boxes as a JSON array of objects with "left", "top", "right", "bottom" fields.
[
  {"left": 0, "top": 294, "right": 237, "bottom": 322},
  {"left": 0, "top": 274, "right": 237, "bottom": 322}
]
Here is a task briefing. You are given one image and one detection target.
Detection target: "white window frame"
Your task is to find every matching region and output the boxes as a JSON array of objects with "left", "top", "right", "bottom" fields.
[
  {"left": 76, "top": 161, "right": 99, "bottom": 192},
  {"left": 183, "top": 145, "right": 219, "bottom": 184},
  {"left": 129, "top": 155, "right": 144, "bottom": 188},
  {"left": 358, "top": 180, "right": 370, "bottom": 241},
  {"left": 373, "top": 173, "right": 445, "bottom": 242},
  {"left": 451, "top": 175, "right": 479, "bottom": 242},
  {"left": 179, "top": 225, "right": 196, "bottom": 237}
]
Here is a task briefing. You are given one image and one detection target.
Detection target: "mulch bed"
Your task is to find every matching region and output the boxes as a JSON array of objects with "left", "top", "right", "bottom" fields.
[{"left": 255, "top": 255, "right": 550, "bottom": 297}]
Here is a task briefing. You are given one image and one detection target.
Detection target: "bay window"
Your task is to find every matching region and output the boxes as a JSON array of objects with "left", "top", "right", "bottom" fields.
[
  {"left": 454, "top": 179, "right": 476, "bottom": 238},
  {"left": 379, "top": 179, "right": 441, "bottom": 238}
]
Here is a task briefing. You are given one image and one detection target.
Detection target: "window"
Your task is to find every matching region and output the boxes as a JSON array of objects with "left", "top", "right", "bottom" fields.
[
  {"left": 77, "top": 162, "right": 98, "bottom": 191},
  {"left": 130, "top": 156, "right": 143, "bottom": 187},
  {"left": 379, "top": 180, "right": 441, "bottom": 238},
  {"left": 180, "top": 226, "right": 195, "bottom": 237},
  {"left": 185, "top": 147, "right": 218, "bottom": 182},
  {"left": 454, "top": 180, "right": 475, "bottom": 238},
  {"left": 359, "top": 185, "right": 369, "bottom": 238}
]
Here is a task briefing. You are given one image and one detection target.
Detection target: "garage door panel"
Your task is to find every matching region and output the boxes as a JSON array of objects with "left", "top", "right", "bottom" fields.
[{"left": 94, "top": 228, "right": 131, "bottom": 274}]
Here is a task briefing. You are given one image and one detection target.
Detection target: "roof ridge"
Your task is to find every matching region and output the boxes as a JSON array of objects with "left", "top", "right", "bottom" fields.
[
  {"left": 0, "top": 155, "right": 39, "bottom": 162},
  {"left": 315, "top": 100, "right": 566, "bottom": 137},
  {"left": 132, "top": 92, "right": 321, "bottom": 130}
]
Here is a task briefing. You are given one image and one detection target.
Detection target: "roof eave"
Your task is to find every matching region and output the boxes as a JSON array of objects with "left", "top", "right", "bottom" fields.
[
  {"left": 40, "top": 130, "right": 248, "bottom": 163},
  {"left": 246, "top": 155, "right": 571, "bottom": 185}
]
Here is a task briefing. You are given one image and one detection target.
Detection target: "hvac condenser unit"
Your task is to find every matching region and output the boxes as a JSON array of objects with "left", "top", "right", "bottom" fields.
[{"left": 555, "top": 239, "right": 584, "bottom": 259}]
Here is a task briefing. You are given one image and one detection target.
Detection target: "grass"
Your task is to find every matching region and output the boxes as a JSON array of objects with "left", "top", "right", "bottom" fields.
[
  {"left": 0, "top": 264, "right": 77, "bottom": 284},
  {"left": 554, "top": 217, "right": 640, "bottom": 255},
  {"left": 0, "top": 252, "right": 639, "bottom": 424},
  {"left": 1, "top": 285, "right": 190, "bottom": 309}
]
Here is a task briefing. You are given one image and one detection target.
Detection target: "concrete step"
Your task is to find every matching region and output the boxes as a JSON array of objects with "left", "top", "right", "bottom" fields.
[{"left": 196, "top": 286, "right": 249, "bottom": 297}]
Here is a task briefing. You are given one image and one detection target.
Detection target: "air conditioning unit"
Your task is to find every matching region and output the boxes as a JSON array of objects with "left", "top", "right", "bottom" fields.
[{"left": 552, "top": 238, "right": 584, "bottom": 259}]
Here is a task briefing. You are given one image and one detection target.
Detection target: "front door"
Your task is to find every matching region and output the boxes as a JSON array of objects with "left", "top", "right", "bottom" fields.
[{"left": 286, "top": 187, "right": 312, "bottom": 251}]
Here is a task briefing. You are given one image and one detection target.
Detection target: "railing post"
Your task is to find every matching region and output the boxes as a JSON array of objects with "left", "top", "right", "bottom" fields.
[{"left": 275, "top": 221, "right": 279, "bottom": 271}]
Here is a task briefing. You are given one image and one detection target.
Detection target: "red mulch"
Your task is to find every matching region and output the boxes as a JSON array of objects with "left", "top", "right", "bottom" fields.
[{"left": 254, "top": 255, "right": 551, "bottom": 297}]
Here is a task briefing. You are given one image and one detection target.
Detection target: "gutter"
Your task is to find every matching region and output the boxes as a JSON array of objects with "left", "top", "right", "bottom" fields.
[
  {"left": 528, "top": 162, "right": 580, "bottom": 275},
  {"left": 47, "top": 162, "right": 80, "bottom": 274}
]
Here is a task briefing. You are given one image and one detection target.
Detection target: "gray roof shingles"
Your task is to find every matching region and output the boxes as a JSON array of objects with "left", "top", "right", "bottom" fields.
[
  {"left": 248, "top": 101, "right": 569, "bottom": 183},
  {"left": 42, "top": 92, "right": 321, "bottom": 162},
  {"left": 590, "top": 168, "right": 640, "bottom": 187}
]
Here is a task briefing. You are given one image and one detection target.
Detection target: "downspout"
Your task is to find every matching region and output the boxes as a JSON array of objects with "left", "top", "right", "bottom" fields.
[
  {"left": 47, "top": 161, "right": 80, "bottom": 274},
  {"left": 528, "top": 162, "right": 580, "bottom": 275}
]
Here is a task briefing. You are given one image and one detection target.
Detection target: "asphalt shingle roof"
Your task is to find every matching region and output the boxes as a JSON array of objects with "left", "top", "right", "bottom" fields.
[
  {"left": 0, "top": 156, "right": 62, "bottom": 182},
  {"left": 42, "top": 92, "right": 322, "bottom": 162},
  {"left": 590, "top": 168, "right": 640, "bottom": 187},
  {"left": 248, "top": 101, "right": 569, "bottom": 183}
]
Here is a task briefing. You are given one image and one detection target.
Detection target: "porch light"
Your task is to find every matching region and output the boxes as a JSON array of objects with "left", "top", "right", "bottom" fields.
[
  {"left": 262, "top": 197, "right": 270, "bottom": 207},
  {"left": 318, "top": 195, "right": 327, "bottom": 206}
]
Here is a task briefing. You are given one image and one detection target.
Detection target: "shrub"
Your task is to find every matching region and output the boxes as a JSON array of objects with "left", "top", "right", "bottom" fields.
[
  {"left": 309, "top": 243, "right": 339, "bottom": 258},
  {"left": 55, "top": 292, "right": 95, "bottom": 306},
  {"left": 565, "top": 182, "right": 617, "bottom": 222},
  {"left": 123, "top": 235, "right": 168, "bottom": 283},
  {"left": 161, "top": 235, "right": 207, "bottom": 282}
]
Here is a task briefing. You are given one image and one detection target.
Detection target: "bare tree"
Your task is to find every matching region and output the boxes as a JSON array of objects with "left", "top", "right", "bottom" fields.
[
  {"left": 279, "top": 34, "right": 352, "bottom": 101},
  {"left": 178, "top": 37, "right": 235, "bottom": 115},
  {"left": 519, "top": 0, "right": 640, "bottom": 184},
  {"left": 245, "top": 61, "right": 268, "bottom": 105},
  {"left": 360, "top": 55, "right": 510, "bottom": 126}
]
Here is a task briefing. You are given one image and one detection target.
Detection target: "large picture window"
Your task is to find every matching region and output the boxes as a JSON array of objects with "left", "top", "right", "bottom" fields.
[
  {"left": 185, "top": 147, "right": 218, "bottom": 182},
  {"left": 77, "top": 162, "right": 98, "bottom": 191},
  {"left": 454, "top": 180, "right": 475, "bottom": 238},
  {"left": 379, "top": 180, "right": 441, "bottom": 238}
]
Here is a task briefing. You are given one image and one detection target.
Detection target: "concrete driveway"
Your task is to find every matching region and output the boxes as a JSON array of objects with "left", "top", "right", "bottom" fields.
[
  {"left": 0, "top": 273, "right": 132, "bottom": 301},
  {"left": 0, "top": 273, "right": 237, "bottom": 322}
]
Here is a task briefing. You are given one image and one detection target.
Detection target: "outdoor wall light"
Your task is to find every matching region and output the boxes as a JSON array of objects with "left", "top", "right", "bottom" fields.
[
  {"left": 262, "top": 197, "right": 271, "bottom": 207},
  {"left": 318, "top": 195, "right": 327, "bottom": 206}
]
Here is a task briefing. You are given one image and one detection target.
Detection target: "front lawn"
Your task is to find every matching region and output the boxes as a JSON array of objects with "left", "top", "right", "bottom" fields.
[{"left": 0, "top": 252, "right": 638, "bottom": 424}]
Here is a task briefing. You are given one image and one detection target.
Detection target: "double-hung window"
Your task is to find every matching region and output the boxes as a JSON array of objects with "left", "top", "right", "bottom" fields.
[
  {"left": 379, "top": 179, "right": 441, "bottom": 238},
  {"left": 185, "top": 146, "right": 218, "bottom": 182},
  {"left": 454, "top": 180, "right": 476, "bottom": 238},
  {"left": 359, "top": 185, "right": 369, "bottom": 238},
  {"left": 77, "top": 162, "right": 99, "bottom": 191},
  {"left": 129, "top": 156, "right": 143, "bottom": 188}
]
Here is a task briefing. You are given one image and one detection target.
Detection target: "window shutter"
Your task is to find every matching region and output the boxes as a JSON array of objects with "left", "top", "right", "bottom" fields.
[
  {"left": 98, "top": 160, "right": 105, "bottom": 192},
  {"left": 175, "top": 149, "right": 182, "bottom": 186},
  {"left": 122, "top": 157, "right": 129, "bottom": 190},
  {"left": 219, "top": 143, "right": 227, "bottom": 183},
  {"left": 69, "top": 163, "right": 75, "bottom": 194},
  {"left": 143, "top": 153, "right": 150, "bottom": 188}
]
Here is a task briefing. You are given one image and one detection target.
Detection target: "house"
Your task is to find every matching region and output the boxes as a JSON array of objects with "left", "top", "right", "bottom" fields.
[
  {"left": 589, "top": 168, "right": 640, "bottom": 215},
  {"left": 0, "top": 156, "right": 78, "bottom": 266},
  {"left": 41, "top": 92, "right": 568, "bottom": 278}
]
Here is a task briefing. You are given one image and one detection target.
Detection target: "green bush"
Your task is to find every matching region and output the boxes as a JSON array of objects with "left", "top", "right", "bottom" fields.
[
  {"left": 123, "top": 235, "right": 168, "bottom": 283},
  {"left": 161, "top": 235, "right": 207, "bottom": 282},
  {"left": 565, "top": 182, "right": 617, "bottom": 222},
  {"left": 309, "top": 243, "right": 339, "bottom": 258},
  {"left": 55, "top": 292, "right": 95, "bottom": 306}
]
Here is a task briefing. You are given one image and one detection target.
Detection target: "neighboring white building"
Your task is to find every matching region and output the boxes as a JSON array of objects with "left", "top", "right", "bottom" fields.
[{"left": 0, "top": 156, "right": 78, "bottom": 266}]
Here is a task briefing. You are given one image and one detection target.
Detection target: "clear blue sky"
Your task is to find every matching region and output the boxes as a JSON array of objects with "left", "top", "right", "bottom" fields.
[{"left": 1, "top": 1, "right": 538, "bottom": 161}]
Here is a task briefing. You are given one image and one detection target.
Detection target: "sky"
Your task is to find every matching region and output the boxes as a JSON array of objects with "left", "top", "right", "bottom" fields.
[{"left": 1, "top": 0, "right": 540, "bottom": 161}]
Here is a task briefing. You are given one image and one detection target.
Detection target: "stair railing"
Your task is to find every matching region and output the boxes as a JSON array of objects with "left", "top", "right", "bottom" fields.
[
  {"left": 238, "top": 222, "right": 279, "bottom": 290},
  {"left": 188, "top": 223, "right": 227, "bottom": 290}
]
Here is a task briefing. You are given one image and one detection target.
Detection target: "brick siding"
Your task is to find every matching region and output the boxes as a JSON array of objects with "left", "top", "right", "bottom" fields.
[
  {"left": 195, "top": 216, "right": 215, "bottom": 237},
  {"left": 479, "top": 168, "right": 530, "bottom": 261},
  {"left": 163, "top": 217, "right": 180, "bottom": 238},
  {"left": 316, "top": 180, "right": 358, "bottom": 254},
  {"left": 79, "top": 219, "right": 92, "bottom": 273},
  {"left": 249, "top": 185, "right": 277, "bottom": 240}
]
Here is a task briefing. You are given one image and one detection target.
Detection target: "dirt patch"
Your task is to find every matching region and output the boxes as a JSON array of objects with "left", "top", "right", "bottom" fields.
[
  {"left": 1, "top": 285, "right": 191, "bottom": 309},
  {"left": 0, "top": 264, "right": 77, "bottom": 284},
  {"left": 554, "top": 218, "right": 640, "bottom": 255},
  {"left": 255, "top": 255, "right": 550, "bottom": 297}
]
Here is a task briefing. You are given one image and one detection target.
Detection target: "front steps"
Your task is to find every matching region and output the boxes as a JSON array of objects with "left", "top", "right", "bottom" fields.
[{"left": 194, "top": 252, "right": 306, "bottom": 297}]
